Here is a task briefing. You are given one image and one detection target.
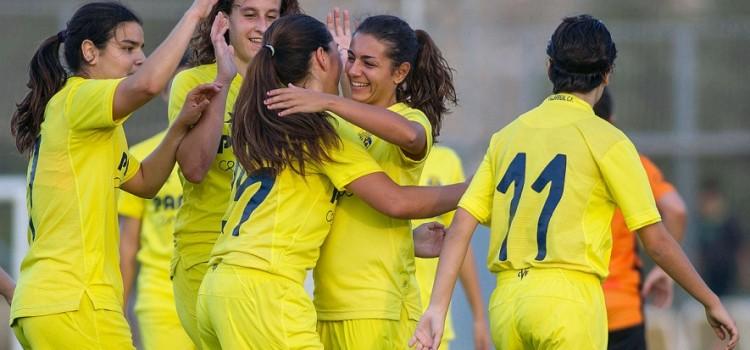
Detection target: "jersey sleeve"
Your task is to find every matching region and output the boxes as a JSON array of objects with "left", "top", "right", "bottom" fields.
[
  {"left": 397, "top": 108, "right": 433, "bottom": 164},
  {"left": 168, "top": 69, "right": 204, "bottom": 125},
  {"left": 67, "top": 78, "right": 126, "bottom": 130},
  {"left": 120, "top": 151, "right": 141, "bottom": 186},
  {"left": 640, "top": 156, "right": 676, "bottom": 201},
  {"left": 319, "top": 119, "right": 384, "bottom": 190},
  {"left": 118, "top": 188, "right": 145, "bottom": 219},
  {"left": 599, "top": 140, "right": 661, "bottom": 231},
  {"left": 458, "top": 142, "right": 496, "bottom": 225}
]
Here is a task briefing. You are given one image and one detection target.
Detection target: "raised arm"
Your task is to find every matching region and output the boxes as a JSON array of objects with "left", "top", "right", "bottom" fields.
[
  {"left": 121, "top": 83, "right": 221, "bottom": 197},
  {"left": 265, "top": 86, "right": 428, "bottom": 158},
  {"left": 175, "top": 13, "right": 237, "bottom": 183},
  {"left": 638, "top": 222, "right": 739, "bottom": 349},
  {"left": 346, "top": 172, "right": 466, "bottom": 220},
  {"left": 113, "top": 0, "right": 217, "bottom": 121}
]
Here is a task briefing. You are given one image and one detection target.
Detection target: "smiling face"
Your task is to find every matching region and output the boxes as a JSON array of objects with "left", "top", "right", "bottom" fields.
[
  {"left": 346, "top": 33, "right": 409, "bottom": 108},
  {"left": 227, "top": 0, "right": 282, "bottom": 63},
  {"left": 82, "top": 21, "right": 145, "bottom": 79}
]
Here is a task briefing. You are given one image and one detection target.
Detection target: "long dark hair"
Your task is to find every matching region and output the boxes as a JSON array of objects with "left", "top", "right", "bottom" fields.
[
  {"left": 11, "top": 2, "right": 141, "bottom": 155},
  {"left": 546, "top": 15, "right": 617, "bottom": 94},
  {"left": 189, "top": 0, "right": 302, "bottom": 66},
  {"left": 354, "top": 15, "right": 457, "bottom": 140},
  {"left": 232, "top": 14, "right": 340, "bottom": 177}
]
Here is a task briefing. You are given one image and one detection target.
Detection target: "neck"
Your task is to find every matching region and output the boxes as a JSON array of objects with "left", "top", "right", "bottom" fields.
[
  {"left": 234, "top": 56, "right": 250, "bottom": 77},
  {"left": 570, "top": 85, "right": 604, "bottom": 108},
  {"left": 304, "top": 78, "right": 324, "bottom": 93}
]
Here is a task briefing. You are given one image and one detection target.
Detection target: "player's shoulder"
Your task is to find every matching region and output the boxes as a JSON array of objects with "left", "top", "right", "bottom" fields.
[{"left": 173, "top": 63, "right": 217, "bottom": 86}]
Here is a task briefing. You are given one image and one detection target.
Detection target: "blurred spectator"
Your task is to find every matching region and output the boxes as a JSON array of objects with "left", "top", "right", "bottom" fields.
[{"left": 696, "top": 179, "right": 744, "bottom": 296}]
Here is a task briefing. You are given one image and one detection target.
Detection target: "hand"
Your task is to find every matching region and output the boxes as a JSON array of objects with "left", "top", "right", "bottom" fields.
[
  {"left": 705, "top": 301, "right": 739, "bottom": 349},
  {"left": 264, "top": 84, "right": 334, "bottom": 116},
  {"left": 473, "top": 318, "right": 492, "bottom": 350},
  {"left": 327, "top": 8, "right": 351, "bottom": 60},
  {"left": 641, "top": 266, "right": 674, "bottom": 308},
  {"left": 210, "top": 12, "right": 237, "bottom": 84},
  {"left": 187, "top": 0, "right": 219, "bottom": 20},
  {"left": 175, "top": 83, "right": 222, "bottom": 127},
  {"left": 413, "top": 222, "right": 446, "bottom": 258},
  {"left": 409, "top": 307, "right": 445, "bottom": 350}
]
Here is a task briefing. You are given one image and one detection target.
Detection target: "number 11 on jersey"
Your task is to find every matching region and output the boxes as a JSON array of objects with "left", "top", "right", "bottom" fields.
[{"left": 496, "top": 153, "right": 566, "bottom": 261}]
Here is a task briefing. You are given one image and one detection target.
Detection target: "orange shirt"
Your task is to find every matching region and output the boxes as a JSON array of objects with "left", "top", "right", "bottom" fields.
[{"left": 603, "top": 155, "right": 675, "bottom": 331}]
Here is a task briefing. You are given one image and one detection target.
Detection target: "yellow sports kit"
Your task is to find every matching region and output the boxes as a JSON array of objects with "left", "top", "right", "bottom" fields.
[
  {"left": 117, "top": 132, "right": 193, "bottom": 350},
  {"left": 167, "top": 63, "right": 242, "bottom": 345},
  {"left": 314, "top": 103, "right": 433, "bottom": 349},
  {"left": 11, "top": 77, "right": 140, "bottom": 349},
  {"left": 459, "top": 93, "right": 662, "bottom": 349},
  {"left": 196, "top": 115, "right": 382, "bottom": 349},
  {"left": 412, "top": 145, "right": 465, "bottom": 350}
]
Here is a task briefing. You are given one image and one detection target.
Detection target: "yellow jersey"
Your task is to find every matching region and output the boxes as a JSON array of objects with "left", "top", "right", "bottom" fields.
[
  {"left": 117, "top": 131, "right": 183, "bottom": 312},
  {"left": 314, "top": 103, "right": 433, "bottom": 322},
  {"left": 11, "top": 77, "right": 141, "bottom": 324},
  {"left": 413, "top": 145, "right": 465, "bottom": 341},
  {"left": 209, "top": 116, "right": 382, "bottom": 284},
  {"left": 167, "top": 63, "right": 242, "bottom": 269},
  {"left": 459, "top": 93, "right": 661, "bottom": 279}
]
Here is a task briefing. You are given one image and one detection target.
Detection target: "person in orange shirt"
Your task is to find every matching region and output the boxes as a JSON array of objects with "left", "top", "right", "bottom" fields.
[{"left": 594, "top": 87, "right": 688, "bottom": 350}]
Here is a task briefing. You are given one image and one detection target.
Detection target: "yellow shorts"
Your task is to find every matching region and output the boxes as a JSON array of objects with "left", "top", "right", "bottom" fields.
[
  {"left": 12, "top": 294, "right": 134, "bottom": 350},
  {"left": 197, "top": 264, "right": 322, "bottom": 350},
  {"left": 317, "top": 307, "right": 416, "bottom": 350},
  {"left": 172, "top": 257, "right": 209, "bottom": 348},
  {"left": 489, "top": 268, "right": 607, "bottom": 350},
  {"left": 136, "top": 299, "right": 195, "bottom": 350}
]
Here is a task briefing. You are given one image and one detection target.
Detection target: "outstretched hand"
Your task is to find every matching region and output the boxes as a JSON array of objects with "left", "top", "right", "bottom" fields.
[
  {"left": 210, "top": 12, "right": 237, "bottom": 84},
  {"left": 188, "top": 0, "right": 219, "bottom": 20},
  {"left": 327, "top": 7, "right": 351, "bottom": 58},
  {"left": 175, "top": 83, "right": 223, "bottom": 127},
  {"left": 264, "top": 84, "right": 334, "bottom": 116}
]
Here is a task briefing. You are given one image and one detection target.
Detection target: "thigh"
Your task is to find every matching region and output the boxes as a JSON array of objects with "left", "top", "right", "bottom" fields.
[
  {"left": 137, "top": 306, "right": 195, "bottom": 350},
  {"left": 317, "top": 317, "right": 409, "bottom": 350},
  {"left": 173, "top": 258, "right": 208, "bottom": 348},
  {"left": 200, "top": 264, "right": 322, "bottom": 350},
  {"left": 13, "top": 296, "right": 134, "bottom": 350}
]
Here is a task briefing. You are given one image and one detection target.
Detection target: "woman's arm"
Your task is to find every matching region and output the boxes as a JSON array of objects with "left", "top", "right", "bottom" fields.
[
  {"left": 458, "top": 246, "right": 491, "bottom": 350},
  {"left": 0, "top": 267, "right": 15, "bottom": 305},
  {"left": 112, "top": 0, "right": 217, "bottom": 121},
  {"left": 175, "top": 13, "right": 237, "bottom": 183},
  {"left": 121, "top": 83, "right": 221, "bottom": 197},
  {"left": 346, "top": 172, "right": 466, "bottom": 219},
  {"left": 265, "top": 86, "right": 428, "bottom": 158},
  {"left": 410, "top": 209, "right": 480, "bottom": 349},
  {"left": 118, "top": 215, "right": 141, "bottom": 309}
]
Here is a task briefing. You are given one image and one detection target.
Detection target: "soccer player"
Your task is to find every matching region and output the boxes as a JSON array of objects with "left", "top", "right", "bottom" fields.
[
  {"left": 287, "top": 15, "right": 459, "bottom": 349},
  {"left": 411, "top": 15, "right": 738, "bottom": 350},
  {"left": 595, "top": 88, "right": 688, "bottom": 350},
  {"left": 195, "top": 14, "right": 465, "bottom": 349},
  {"left": 0, "top": 267, "right": 13, "bottom": 305},
  {"left": 8, "top": 1, "right": 220, "bottom": 348},
  {"left": 118, "top": 132, "right": 191, "bottom": 350},
  {"left": 414, "top": 145, "right": 492, "bottom": 350},
  {"left": 167, "top": 1, "right": 300, "bottom": 344}
]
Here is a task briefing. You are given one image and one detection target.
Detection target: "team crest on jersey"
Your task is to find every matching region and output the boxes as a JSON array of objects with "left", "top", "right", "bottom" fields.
[{"left": 358, "top": 131, "right": 373, "bottom": 149}]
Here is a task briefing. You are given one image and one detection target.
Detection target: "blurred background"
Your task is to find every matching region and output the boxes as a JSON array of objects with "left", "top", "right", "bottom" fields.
[{"left": 0, "top": 0, "right": 748, "bottom": 349}]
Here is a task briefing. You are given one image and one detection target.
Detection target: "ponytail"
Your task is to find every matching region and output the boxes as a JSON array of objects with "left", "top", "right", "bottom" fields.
[
  {"left": 11, "top": 32, "right": 67, "bottom": 155},
  {"left": 232, "top": 14, "right": 340, "bottom": 177},
  {"left": 400, "top": 30, "right": 456, "bottom": 140}
]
